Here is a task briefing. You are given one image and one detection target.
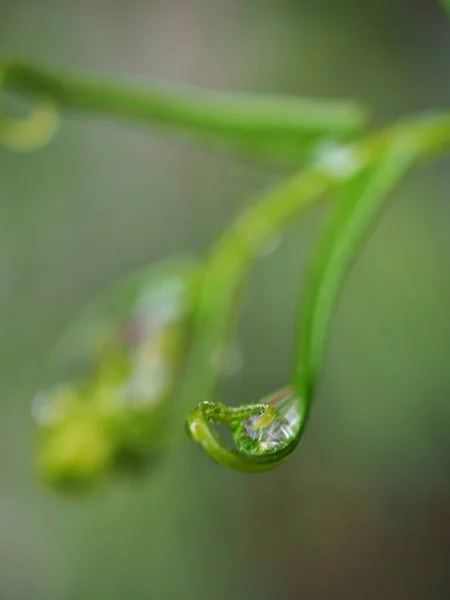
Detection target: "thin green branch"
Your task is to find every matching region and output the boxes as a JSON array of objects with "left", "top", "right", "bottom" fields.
[
  {"left": 181, "top": 112, "right": 450, "bottom": 470},
  {"left": 165, "top": 167, "right": 333, "bottom": 440},
  {"left": 0, "top": 59, "right": 367, "bottom": 160},
  {"left": 186, "top": 402, "right": 295, "bottom": 472},
  {"left": 295, "top": 134, "right": 419, "bottom": 400}
]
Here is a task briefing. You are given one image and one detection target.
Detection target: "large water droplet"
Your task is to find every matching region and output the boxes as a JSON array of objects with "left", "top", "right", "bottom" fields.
[{"left": 231, "top": 387, "right": 301, "bottom": 456}]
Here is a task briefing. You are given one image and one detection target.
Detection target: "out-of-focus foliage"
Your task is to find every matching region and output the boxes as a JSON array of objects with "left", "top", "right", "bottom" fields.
[
  {"left": 1, "top": 1, "right": 450, "bottom": 599},
  {"left": 34, "top": 258, "right": 198, "bottom": 490},
  {"left": 441, "top": 0, "right": 450, "bottom": 17}
]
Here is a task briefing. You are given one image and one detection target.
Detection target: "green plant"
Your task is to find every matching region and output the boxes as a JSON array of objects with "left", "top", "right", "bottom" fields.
[{"left": 2, "top": 9, "right": 449, "bottom": 489}]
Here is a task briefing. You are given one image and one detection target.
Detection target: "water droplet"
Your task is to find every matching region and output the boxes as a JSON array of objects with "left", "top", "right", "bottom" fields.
[
  {"left": 259, "top": 233, "right": 283, "bottom": 258},
  {"left": 231, "top": 387, "right": 301, "bottom": 456},
  {"left": 313, "top": 141, "right": 361, "bottom": 179}
]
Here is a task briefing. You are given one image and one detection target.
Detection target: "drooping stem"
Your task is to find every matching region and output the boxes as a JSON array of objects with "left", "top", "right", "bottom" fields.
[
  {"left": 181, "top": 113, "right": 450, "bottom": 470},
  {"left": 186, "top": 397, "right": 300, "bottom": 472},
  {"left": 294, "top": 134, "right": 419, "bottom": 401},
  {"left": 0, "top": 59, "right": 366, "bottom": 160},
  {"left": 165, "top": 167, "right": 333, "bottom": 439}
]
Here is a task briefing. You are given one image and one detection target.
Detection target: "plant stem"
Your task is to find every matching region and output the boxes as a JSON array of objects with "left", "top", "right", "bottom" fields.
[
  {"left": 0, "top": 59, "right": 366, "bottom": 160},
  {"left": 170, "top": 111, "right": 450, "bottom": 439}
]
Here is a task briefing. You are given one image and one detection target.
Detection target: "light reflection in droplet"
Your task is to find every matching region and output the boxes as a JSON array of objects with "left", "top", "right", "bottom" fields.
[{"left": 232, "top": 387, "right": 301, "bottom": 456}]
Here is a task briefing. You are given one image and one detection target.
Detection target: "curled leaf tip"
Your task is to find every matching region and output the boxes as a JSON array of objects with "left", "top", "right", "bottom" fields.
[{"left": 187, "top": 387, "right": 306, "bottom": 472}]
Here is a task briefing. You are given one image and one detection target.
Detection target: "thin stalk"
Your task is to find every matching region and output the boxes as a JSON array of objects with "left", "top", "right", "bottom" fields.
[{"left": 0, "top": 59, "right": 366, "bottom": 160}]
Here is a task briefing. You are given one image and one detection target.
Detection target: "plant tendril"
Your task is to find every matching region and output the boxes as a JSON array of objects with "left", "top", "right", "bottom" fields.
[
  {"left": 182, "top": 121, "right": 450, "bottom": 472},
  {"left": 3, "top": 54, "right": 449, "bottom": 485}
]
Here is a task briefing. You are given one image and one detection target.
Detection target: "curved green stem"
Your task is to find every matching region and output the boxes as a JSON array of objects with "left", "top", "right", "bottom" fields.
[
  {"left": 182, "top": 112, "right": 450, "bottom": 471},
  {"left": 0, "top": 59, "right": 367, "bottom": 161},
  {"left": 295, "top": 134, "right": 419, "bottom": 399},
  {"left": 165, "top": 167, "right": 333, "bottom": 440},
  {"left": 186, "top": 405, "right": 277, "bottom": 472},
  {"left": 186, "top": 390, "right": 306, "bottom": 472}
]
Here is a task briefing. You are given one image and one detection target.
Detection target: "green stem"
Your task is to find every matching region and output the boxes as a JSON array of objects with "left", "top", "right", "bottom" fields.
[
  {"left": 0, "top": 59, "right": 366, "bottom": 160},
  {"left": 180, "top": 112, "right": 450, "bottom": 470},
  {"left": 186, "top": 399, "right": 298, "bottom": 472},
  {"left": 166, "top": 167, "right": 333, "bottom": 438},
  {"left": 295, "top": 134, "right": 419, "bottom": 400}
]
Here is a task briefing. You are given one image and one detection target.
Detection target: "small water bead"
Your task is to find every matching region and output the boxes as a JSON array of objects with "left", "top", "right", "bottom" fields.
[
  {"left": 232, "top": 387, "right": 301, "bottom": 456},
  {"left": 312, "top": 141, "right": 362, "bottom": 179}
]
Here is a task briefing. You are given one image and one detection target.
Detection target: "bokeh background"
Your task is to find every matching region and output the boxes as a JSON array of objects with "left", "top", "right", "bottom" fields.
[{"left": 1, "top": 0, "right": 450, "bottom": 598}]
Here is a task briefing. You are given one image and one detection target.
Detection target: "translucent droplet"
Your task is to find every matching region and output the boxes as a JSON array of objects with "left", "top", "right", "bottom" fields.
[
  {"left": 313, "top": 141, "right": 361, "bottom": 179},
  {"left": 258, "top": 233, "right": 283, "bottom": 258},
  {"left": 231, "top": 387, "right": 301, "bottom": 456}
]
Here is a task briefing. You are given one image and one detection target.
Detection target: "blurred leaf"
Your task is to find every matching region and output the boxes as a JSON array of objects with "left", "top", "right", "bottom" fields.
[{"left": 34, "top": 257, "right": 200, "bottom": 491}]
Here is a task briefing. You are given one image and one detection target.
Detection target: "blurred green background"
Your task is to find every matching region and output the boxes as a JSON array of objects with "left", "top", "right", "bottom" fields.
[{"left": 1, "top": 1, "right": 450, "bottom": 598}]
